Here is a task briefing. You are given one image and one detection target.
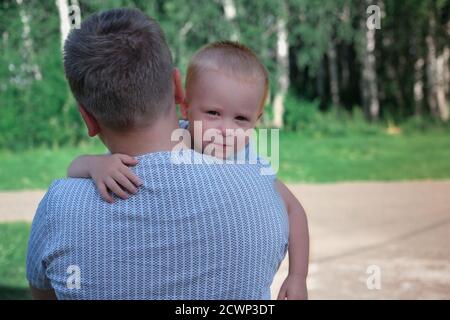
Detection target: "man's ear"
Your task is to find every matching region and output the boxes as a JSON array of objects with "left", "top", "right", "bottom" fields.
[
  {"left": 173, "top": 68, "right": 185, "bottom": 105},
  {"left": 78, "top": 105, "right": 100, "bottom": 137},
  {"left": 180, "top": 100, "right": 189, "bottom": 119},
  {"left": 173, "top": 68, "right": 189, "bottom": 119}
]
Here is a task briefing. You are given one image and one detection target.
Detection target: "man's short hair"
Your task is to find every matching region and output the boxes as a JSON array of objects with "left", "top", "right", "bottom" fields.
[{"left": 64, "top": 8, "right": 173, "bottom": 130}]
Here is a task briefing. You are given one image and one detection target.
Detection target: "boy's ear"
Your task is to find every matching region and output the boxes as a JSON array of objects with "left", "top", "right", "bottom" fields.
[{"left": 78, "top": 105, "right": 100, "bottom": 137}]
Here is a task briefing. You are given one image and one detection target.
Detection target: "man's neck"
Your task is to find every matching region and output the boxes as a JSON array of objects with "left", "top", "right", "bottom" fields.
[{"left": 102, "top": 115, "right": 179, "bottom": 157}]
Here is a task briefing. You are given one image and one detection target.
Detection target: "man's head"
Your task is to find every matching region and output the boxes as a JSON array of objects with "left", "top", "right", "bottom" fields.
[
  {"left": 64, "top": 8, "right": 181, "bottom": 135},
  {"left": 181, "top": 41, "right": 269, "bottom": 159}
]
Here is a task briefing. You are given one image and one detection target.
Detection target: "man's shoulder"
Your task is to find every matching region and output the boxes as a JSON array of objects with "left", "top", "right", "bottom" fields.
[{"left": 45, "top": 177, "right": 96, "bottom": 202}]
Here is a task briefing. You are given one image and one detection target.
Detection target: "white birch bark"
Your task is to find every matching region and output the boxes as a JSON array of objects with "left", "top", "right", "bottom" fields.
[
  {"left": 425, "top": 13, "right": 448, "bottom": 121},
  {"left": 222, "top": 0, "right": 239, "bottom": 41},
  {"left": 414, "top": 57, "right": 425, "bottom": 115},
  {"left": 361, "top": 0, "right": 380, "bottom": 121},
  {"left": 56, "top": 0, "right": 70, "bottom": 51},
  {"left": 16, "top": 0, "right": 41, "bottom": 84},
  {"left": 436, "top": 48, "right": 449, "bottom": 121},
  {"left": 273, "top": 1, "right": 289, "bottom": 128}
]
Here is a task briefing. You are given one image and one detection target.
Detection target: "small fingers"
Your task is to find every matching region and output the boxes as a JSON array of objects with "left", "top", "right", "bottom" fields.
[
  {"left": 120, "top": 167, "right": 142, "bottom": 188},
  {"left": 117, "top": 154, "right": 139, "bottom": 166},
  {"left": 113, "top": 172, "right": 138, "bottom": 195},
  {"left": 97, "top": 182, "right": 114, "bottom": 203},
  {"left": 105, "top": 178, "right": 129, "bottom": 200}
]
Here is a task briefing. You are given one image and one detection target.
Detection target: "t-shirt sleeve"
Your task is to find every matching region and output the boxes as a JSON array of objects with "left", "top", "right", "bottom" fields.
[
  {"left": 26, "top": 182, "right": 58, "bottom": 289},
  {"left": 178, "top": 119, "right": 189, "bottom": 129},
  {"left": 257, "top": 153, "right": 277, "bottom": 180}
]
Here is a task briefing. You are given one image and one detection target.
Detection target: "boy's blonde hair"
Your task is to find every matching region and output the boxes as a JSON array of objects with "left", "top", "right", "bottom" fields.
[{"left": 185, "top": 41, "right": 269, "bottom": 111}]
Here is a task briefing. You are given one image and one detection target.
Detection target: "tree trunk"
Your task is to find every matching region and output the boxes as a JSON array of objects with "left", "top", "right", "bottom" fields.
[
  {"left": 426, "top": 14, "right": 439, "bottom": 118},
  {"left": 56, "top": 0, "right": 70, "bottom": 51},
  {"left": 425, "top": 13, "right": 449, "bottom": 121},
  {"left": 413, "top": 57, "right": 425, "bottom": 116},
  {"left": 361, "top": 0, "right": 380, "bottom": 121},
  {"left": 316, "top": 59, "right": 326, "bottom": 105},
  {"left": 56, "top": 0, "right": 81, "bottom": 47},
  {"left": 273, "top": 1, "right": 289, "bottom": 128},
  {"left": 436, "top": 47, "right": 449, "bottom": 121},
  {"left": 176, "top": 21, "right": 193, "bottom": 68},
  {"left": 222, "top": 0, "right": 239, "bottom": 41},
  {"left": 445, "top": 47, "right": 450, "bottom": 99},
  {"left": 328, "top": 39, "right": 340, "bottom": 107},
  {"left": 341, "top": 44, "right": 350, "bottom": 94},
  {"left": 16, "top": 0, "right": 41, "bottom": 83}
]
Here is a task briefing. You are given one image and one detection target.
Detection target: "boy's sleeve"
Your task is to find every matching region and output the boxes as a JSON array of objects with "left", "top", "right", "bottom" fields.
[
  {"left": 26, "top": 183, "right": 57, "bottom": 290},
  {"left": 178, "top": 119, "right": 189, "bottom": 129}
]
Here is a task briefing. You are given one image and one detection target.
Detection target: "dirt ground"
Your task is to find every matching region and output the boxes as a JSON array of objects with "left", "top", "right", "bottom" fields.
[{"left": 1, "top": 180, "right": 449, "bottom": 299}]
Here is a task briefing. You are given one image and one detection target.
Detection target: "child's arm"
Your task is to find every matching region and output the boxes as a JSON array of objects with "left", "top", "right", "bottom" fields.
[
  {"left": 275, "top": 180, "right": 310, "bottom": 300},
  {"left": 67, "top": 154, "right": 142, "bottom": 203}
]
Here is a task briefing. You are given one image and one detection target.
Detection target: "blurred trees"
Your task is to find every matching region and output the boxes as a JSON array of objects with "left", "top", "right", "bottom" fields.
[{"left": 0, "top": 0, "right": 449, "bottom": 150}]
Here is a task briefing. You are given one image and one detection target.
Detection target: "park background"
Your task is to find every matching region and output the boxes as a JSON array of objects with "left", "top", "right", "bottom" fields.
[{"left": 0, "top": 0, "right": 449, "bottom": 299}]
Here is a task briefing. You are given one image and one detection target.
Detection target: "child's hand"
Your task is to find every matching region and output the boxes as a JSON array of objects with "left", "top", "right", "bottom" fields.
[
  {"left": 89, "top": 154, "right": 142, "bottom": 203},
  {"left": 277, "top": 274, "right": 308, "bottom": 300}
]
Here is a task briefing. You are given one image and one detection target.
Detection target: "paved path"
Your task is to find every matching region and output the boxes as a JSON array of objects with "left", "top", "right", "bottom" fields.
[{"left": 1, "top": 180, "right": 449, "bottom": 299}]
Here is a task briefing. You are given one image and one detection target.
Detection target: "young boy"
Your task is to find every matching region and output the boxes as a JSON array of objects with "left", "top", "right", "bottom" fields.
[{"left": 68, "top": 41, "right": 309, "bottom": 300}]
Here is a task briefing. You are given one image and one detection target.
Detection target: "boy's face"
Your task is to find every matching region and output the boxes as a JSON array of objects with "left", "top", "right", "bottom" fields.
[{"left": 182, "top": 70, "right": 264, "bottom": 159}]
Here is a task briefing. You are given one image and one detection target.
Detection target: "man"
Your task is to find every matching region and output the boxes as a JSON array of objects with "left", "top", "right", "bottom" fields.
[{"left": 26, "top": 8, "right": 288, "bottom": 300}]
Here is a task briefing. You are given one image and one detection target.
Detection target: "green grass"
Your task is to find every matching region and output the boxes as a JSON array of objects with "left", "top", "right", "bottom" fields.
[
  {"left": 1, "top": 131, "right": 450, "bottom": 190},
  {"left": 0, "top": 141, "right": 107, "bottom": 190},
  {"left": 276, "top": 131, "right": 450, "bottom": 182},
  {"left": 0, "top": 222, "right": 31, "bottom": 300}
]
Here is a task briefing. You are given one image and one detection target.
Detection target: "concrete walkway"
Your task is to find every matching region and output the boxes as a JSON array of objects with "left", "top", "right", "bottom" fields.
[{"left": 1, "top": 180, "right": 449, "bottom": 299}]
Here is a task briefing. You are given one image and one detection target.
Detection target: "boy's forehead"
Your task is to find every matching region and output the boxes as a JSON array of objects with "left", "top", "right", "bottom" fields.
[
  {"left": 192, "top": 69, "right": 265, "bottom": 100},
  {"left": 196, "top": 67, "right": 264, "bottom": 85},
  {"left": 190, "top": 70, "right": 264, "bottom": 113}
]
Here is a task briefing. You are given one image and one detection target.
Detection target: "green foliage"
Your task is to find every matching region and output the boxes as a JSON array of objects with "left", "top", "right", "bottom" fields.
[
  {"left": 400, "top": 115, "right": 450, "bottom": 135},
  {"left": 0, "top": 0, "right": 448, "bottom": 150},
  {"left": 284, "top": 93, "right": 383, "bottom": 137},
  {"left": 276, "top": 131, "right": 450, "bottom": 183},
  {"left": 0, "top": 0, "right": 85, "bottom": 150}
]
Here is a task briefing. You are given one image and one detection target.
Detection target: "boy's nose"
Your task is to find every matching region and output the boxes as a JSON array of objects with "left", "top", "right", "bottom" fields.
[
  {"left": 222, "top": 119, "right": 239, "bottom": 134},
  {"left": 219, "top": 124, "right": 235, "bottom": 140}
]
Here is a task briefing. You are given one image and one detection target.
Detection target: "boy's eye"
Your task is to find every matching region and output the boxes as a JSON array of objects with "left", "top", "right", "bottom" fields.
[
  {"left": 206, "top": 111, "right": 220, "bottom": 116},
  {"left": 235, "top": 116, "right": 249, "bottom": 122}
]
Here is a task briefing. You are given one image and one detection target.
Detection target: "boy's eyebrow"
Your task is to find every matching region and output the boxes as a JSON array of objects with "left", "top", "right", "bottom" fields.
[{"left": 202, "top": 104, "right": 224, "bottom": 111}]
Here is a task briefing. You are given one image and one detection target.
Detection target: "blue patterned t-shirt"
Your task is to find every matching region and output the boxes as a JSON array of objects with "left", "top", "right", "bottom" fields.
[{"left": 26, "top": 150, "right": 288, "bottom": 299}]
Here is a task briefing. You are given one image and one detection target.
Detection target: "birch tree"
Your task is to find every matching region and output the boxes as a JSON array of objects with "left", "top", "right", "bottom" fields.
[
  {"left": 56, "top": 0, "right": 80, "bottom": 51},
  {"left": 361, "top": 0, "right": 380, "bottom": 121},
  {"left": 273, "top": 0, "right": 289, "bottom": 128},
  {"left": 222, "top": 0, "right": 239, "bottom": 41},
  {"left": 15, "top": 0, "right": 42, "bottom": 86},
  {"left": 328, "top": 39, "right": 340, "bottom": 107}
]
